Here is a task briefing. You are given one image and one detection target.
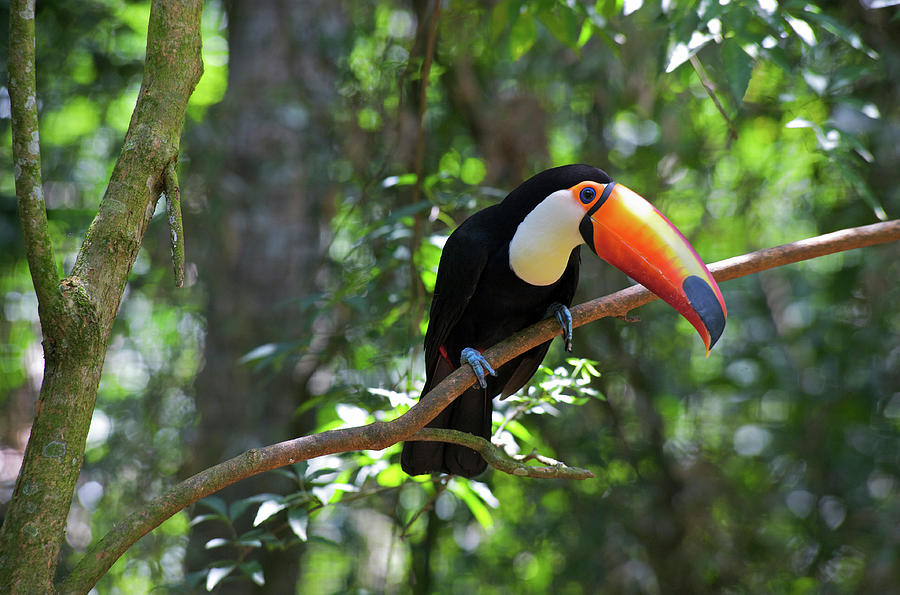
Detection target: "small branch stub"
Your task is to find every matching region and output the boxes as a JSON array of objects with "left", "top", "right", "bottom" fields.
[{"left": 164, "top": 160, "right": 185, "bottom": 287}]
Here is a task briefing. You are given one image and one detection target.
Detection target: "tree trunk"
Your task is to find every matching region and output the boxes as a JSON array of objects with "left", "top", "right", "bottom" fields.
[
  {"left": 0, "top": 1, "right": 203, "bottom": 591},
  {"left": 182, "top": 1, "right": 344, "bottom": 590}
]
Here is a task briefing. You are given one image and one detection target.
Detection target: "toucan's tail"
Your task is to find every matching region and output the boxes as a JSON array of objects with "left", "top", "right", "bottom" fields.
[{"left": 400, "top": 384, "right": 491, "bottom": 478}]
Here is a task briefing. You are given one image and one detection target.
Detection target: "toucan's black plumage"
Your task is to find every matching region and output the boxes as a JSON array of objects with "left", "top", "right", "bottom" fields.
[
  {"left": 401, "top": 165, "right": 612, "bottom": 477},
  {"left": 401, "top": 164, "right": 726, "bottom": 477}
]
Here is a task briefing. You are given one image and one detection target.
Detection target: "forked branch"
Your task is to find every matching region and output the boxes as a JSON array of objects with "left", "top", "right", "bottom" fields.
[
  {"left": 406, "top": 428, "right": 594, "bottom": 479},
  {"left": 9, "top": 0, "right": 59, "bottom": 319}
]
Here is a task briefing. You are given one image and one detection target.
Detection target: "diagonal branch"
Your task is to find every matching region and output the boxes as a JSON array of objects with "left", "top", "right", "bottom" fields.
[
  {"left": 690, "top": 55, "right": 738, "bottom": 141},
  {"left": 59, "top": 219, "right": 900, "bottom": 593},
  {"left": 9, "top": 0, "right": 60, "bottom": 321}
]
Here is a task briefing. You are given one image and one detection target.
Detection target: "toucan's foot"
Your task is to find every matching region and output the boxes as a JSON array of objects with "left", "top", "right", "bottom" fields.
[
  {"left": 548, "top": 302, "right": 573, "bottom": 352},
  {"left": 461, "top": 347, "right": 496, "bottom": 389}
]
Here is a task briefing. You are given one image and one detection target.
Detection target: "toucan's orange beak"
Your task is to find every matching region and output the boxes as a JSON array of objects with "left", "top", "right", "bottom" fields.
[{"left": 576, "top": 181, "right": 726, "bottom": 352}]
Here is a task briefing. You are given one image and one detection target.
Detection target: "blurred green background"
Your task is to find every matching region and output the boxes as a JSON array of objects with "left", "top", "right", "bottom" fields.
[{"left": 2, "top": 0, "right": 899, "bottom": 592}]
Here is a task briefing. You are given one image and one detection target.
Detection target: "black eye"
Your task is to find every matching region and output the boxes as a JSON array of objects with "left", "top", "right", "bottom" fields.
[{"left": 579, "top": 186, "right": 596, "bottom": 204}]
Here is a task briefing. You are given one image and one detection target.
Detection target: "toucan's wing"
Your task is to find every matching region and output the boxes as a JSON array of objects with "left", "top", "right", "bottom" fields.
[
  {"left": 422, "top": 216, "right": 492, "bottom": 393},
  {"left": 403, "top": 216, "right": 494, "bottom": 478},
  {"left": 500, "top": 247, "right": 581, "bottom": 398}
]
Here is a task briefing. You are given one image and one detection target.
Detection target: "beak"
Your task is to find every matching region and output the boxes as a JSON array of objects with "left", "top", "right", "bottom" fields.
[{"left": 579, "top": 182, "right": 726, "bottom": 352}]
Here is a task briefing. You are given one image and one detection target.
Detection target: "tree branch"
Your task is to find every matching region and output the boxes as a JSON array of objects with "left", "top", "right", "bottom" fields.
[
  {"left": 2, "top": 2, "right": 204, "bottom": 592},
  {"left": 60, "top": 219, "right": 900, "bottom": 593},
  {"left": 164, "top": 160, "right": 186, "bottom": 287},
  {"left": 70, "top": 3, "right": 202, "bottom": 328},
  {"left": 406, "top": 428, "right": 594, "bottom": 479},
  {"left": 9, "top": 0, "right": 60, "bottom": 320}
]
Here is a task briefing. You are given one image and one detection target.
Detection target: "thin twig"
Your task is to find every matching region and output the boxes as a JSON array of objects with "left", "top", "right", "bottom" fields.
[
  {"left": 400, "top": 476, "right": 448, "bottom": 538},
  {"left": 493, "top": 402, "right": 529, "bottom": 440},
  {"left": 689, "top": 55, "right": 737, "bottom": 141},
  {"left": 60, "top": 219, "right": 900, "bottom": 593}
]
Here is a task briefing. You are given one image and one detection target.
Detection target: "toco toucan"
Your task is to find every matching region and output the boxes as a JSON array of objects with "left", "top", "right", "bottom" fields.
[{"left": 401, "top": 164, "right": 726, "bottom": 477}]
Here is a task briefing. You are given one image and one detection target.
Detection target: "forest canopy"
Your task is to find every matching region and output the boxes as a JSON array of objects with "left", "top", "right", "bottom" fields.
[{"left": 1, "top": 0, "right": 899, "bottom": 593}]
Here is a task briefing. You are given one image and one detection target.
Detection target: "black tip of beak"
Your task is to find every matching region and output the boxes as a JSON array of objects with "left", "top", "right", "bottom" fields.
[{"left": 683, "top": 276, "right": 726, "bottom": 349}]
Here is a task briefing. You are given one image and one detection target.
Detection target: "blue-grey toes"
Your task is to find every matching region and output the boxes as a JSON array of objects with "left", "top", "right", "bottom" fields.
[
  {"left": 461, "top": 347, "right": 496, "bottom": 389},
  {"left": 548, "top": 302, "right": 574, "bottom": 352}
]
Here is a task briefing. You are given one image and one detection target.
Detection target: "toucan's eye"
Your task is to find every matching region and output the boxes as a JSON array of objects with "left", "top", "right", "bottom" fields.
[{"left": 579, "top": 187, "right": 596, "bottom": 204}]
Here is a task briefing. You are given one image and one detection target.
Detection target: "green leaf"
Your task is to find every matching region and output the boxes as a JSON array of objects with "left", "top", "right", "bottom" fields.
[
  {"left": 235, "top": 536, "right": 263, "bottom": 548},
  {"left": 197, "top": 496, "right": 228, "bottom": 518},
  {"left": 800, "top": 9, "right": 877, "bottom": 58},
  {"left": 577, "top": 19, "right": 593, "bottom": 48},
  {"left": 722, "top": 40, "right": 754, "bottom": 105},
  {"left": 381, "top": 173, "right": 418, "bottom": 188},
  {"left": 510, "top": 12, "right": 537, "bottom": 60},
  {"left": 784, "top": 14, "right": 816, "bottom": 46},
  {"left": 438, "top": 148, "right": 462, "bottom": 177},
  {"left": 240, "top": 561, "right": 265, "bottom": 587},
  {"left": 190, "top": 513, "right": 224, "bottom": 527},
  {"left": 566, "top": 357, "right": 601, "bottom": 379},
  {"left": 228, "top": 497, "right": 258, "bottom": 522},
  {"left": 269, "top": 466, "right": 303, "bottom": 485},
  {"left": 599, "top": 0, "right": 621, "bottom": 20},
  {"left": 311, "top": 483, "right": 358, "bottom": 505},
  {"left": 460, "top": 157, "right": 487, "bottom": 185},
  {"left": 538, "top": 5, "right": 580, "bottom": 52},
  {"left": 449, "top": 479, "right": 497, "bottom": 529},
  {"left": 205, "top": 537, "right": 229, "bottom": 550},
  {"left": 665, "top": 31, "right": 713, "bottom": 73},
  {"left": 288, "top": 508, "right": 309, "bottom": 541},
  {"left": 376, "top": 463, "right": 406, "bottom": 487},
  {"left": 785, "top": 117, "right": 815, "bottom": 129},
  {"left": 490, "top": 0, "right": 520, "bottom": 41},
  {"left": 206, "top": 565, "right": 234, "bottom": 591},
  {"left": 253, "top": 499, "right": 287, "bottom": 526},
  {"left": 832, "top": 160, "right": 888, "bottom": 221},
  {"left": 503, "top": 419, "right": 535, "bottom": 443}
]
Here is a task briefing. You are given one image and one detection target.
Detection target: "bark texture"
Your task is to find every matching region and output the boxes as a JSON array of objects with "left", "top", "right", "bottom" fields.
[{"left": 0, "top": 1, "right": 203, "bottom": 591}]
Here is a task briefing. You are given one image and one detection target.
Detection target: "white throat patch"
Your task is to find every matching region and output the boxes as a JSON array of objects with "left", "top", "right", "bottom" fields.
[{"left": 508, "top": 190, "right": 585, "bottom": 286}]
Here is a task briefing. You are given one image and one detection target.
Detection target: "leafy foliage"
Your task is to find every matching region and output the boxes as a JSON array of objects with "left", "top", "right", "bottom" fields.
[{"left": 2, "top": 0, "right": 900, "bottom": 592}]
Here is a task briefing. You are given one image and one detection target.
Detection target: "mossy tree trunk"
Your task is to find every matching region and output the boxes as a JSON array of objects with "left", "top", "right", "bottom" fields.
[{"left": 0, "top": 1, "right": 203, "bottom": 592}]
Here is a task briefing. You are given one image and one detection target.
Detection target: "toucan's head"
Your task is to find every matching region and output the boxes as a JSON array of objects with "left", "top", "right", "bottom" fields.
[{"left": 507, "top": 164, "right": 726, "bottom": 352}]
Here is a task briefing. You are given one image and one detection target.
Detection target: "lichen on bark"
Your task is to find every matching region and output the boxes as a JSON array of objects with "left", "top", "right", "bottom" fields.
[{"left": 0, "top": 1, "right": 204, "bottom": 591}]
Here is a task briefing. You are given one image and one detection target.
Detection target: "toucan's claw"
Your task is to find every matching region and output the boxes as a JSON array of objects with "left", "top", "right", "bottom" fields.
[
  {"left": 548, "top": 302, "right": 574, "bottom": 352},
  {"left": 461, "top": 347, "right": 496, "bottom": 389}
]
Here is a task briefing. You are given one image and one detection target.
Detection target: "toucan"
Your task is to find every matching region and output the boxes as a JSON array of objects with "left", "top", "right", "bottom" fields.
[{"left": 401, "top": 164, "right": 726, "bottom": 477}]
